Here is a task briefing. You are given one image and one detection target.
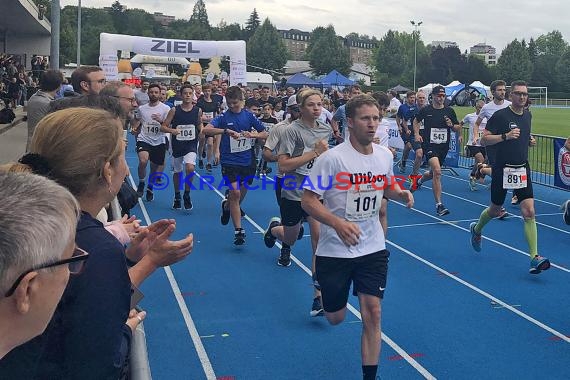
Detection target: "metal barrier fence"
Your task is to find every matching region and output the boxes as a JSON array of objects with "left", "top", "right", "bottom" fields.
[{"left": 458, "top": 127, "right": 562, "bottom": 188}]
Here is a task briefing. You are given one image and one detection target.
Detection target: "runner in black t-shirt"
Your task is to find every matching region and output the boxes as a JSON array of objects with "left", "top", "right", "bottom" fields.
[
  {"left": 196, "top": 84, "right": 221, "bottom": 171},
  {"left": 412, "top": 85, "right": 460, "bottom": 216},
  {"left": 469, "top": 80, "right": 550, "bottom": 275}
]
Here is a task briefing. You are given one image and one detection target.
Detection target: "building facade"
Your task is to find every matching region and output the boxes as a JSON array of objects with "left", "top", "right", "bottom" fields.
[
  {"left": 279, "top": 29, "right": 311, "bottom": 60},
  {"left": 344, "top": 38, "right": 376, "bottom": 65},
  {"left": 469, "top": 43, "right": 497, "bottom": 65},
  {"left": 153, "top": 12, "right": 175, "bottom": 26},
  {"left": 431, "top": 40, "right": 459, "bottom": 49}
]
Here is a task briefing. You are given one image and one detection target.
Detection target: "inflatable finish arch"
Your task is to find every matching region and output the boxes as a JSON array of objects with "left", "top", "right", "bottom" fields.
[{"left": 99, "top": 33, "right": 247, "bottom": 85}]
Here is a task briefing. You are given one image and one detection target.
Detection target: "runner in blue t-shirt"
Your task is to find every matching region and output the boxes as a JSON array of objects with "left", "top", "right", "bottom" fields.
[
  {"left": 396, "top": 91, "right": 419, "bottom": 173},
  {"left": 203, "top": 86, "right": 268, "bottom": 245}
]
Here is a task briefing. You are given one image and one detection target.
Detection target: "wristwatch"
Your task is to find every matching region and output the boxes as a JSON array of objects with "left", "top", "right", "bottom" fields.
[{"left": 501, "top": 133, "right": 507, "bottom": 141}]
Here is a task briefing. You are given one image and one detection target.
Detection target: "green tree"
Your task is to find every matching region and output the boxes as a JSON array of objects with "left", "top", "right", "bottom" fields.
[
  {"left": 307, "top": 25, "right": 351, "bottom": 76},
  {"left": 189, "top": 0, "right": 211, "bottom": 39},
  {"left": 497, "top": 39, "right": 532, "bottom": 83},
  {"left": 246, "top": 18, "right": 288, "bottom": 74},
  {"left": 555, "top": 48, "right": 570, "bottom": 92},
  {"left": 244, "top": 8, "right": 260, "bottom": 41},
  {"left": 531, "top": 31, "right": 568, "bottom": 90},
  {"left": 109, "top": 1, "right": 127, "bottom": 33},
  {"left": 373, "top": 30, "right": 407, "bottom": 86}
]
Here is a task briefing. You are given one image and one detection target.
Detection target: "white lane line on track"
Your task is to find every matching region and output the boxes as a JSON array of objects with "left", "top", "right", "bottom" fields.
[
  {"left": 129, "top": 174, "right": 217, "bottom": 380},
  {"left": 418, "top": 182, "right": 570, "bottom": 236},
  {"left": 439, "top": 171, "right": 563, "bottom": 207},
  {"left": 389, "top": 200, "right": 570, "bottom": 274},
  {"left": 195, "top": 173, "right": 437, "bottom": 380},
  {"left": 386, "top": 239, "right": 570, "bottom": 344}
]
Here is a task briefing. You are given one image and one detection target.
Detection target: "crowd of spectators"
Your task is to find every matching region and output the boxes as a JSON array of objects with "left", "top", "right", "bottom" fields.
[{"left": 0, "top": 54, "right": 47, "bottom": 109}]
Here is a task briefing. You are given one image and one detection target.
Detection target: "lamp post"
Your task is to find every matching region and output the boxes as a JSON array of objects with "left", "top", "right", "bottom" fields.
[
  {"left": 410, "top": 20, "right": 422, "bottom": 91},
  {"left": 77, "top": 0, "right": 81, "bottom": 67}
]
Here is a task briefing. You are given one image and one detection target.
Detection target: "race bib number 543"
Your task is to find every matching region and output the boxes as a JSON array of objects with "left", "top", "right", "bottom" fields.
[{"left": 430, "top": 128, "right": 447, "bottom": 144}]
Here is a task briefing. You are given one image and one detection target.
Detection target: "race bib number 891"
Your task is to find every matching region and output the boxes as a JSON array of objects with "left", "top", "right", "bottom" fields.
[{"left": 503, "top": 167, "right": 527, "bottom": 189}]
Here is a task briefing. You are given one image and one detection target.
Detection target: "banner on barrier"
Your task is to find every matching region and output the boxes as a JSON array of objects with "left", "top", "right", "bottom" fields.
[
  {"left": 554, "top": 138, "right": 570, "bottom": 190},
  {"left": 444, "top": 130, "right": 460, "bottom": 168},
  {"left": 386, "top": 118, "right": 404, "bottom": 150}
]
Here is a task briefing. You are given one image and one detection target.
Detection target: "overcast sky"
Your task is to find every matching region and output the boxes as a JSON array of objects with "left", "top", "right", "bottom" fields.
[{"left": 60, "top": 0, "right": 570, "bottom": 53}]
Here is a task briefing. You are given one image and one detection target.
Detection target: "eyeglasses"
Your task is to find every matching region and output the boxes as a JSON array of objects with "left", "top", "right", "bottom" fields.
[
  {"left": 511, "top": 91, "right": 529, "bottom": 97},
  {"left": 113, "top": 96, "right": 137, "bottom": 104},
  {"left": 4, "top": 246, "right": 89, "bottom": 297}
]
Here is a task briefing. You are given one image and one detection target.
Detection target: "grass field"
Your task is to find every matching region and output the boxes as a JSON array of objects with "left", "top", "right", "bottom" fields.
[
  {"left": 453, "top": 106, "right": 569, "bottom": 178},
  {"left": 453, "top": 106, "right": 570, "bottom": 138}
]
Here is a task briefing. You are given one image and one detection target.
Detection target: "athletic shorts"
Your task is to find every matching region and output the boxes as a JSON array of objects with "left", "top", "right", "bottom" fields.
[
  {"left": 466, "top": 145, "right": 486, "bottom": 158},
  {"left": 280, "top": 198, "right": 308, "bottom": 226},
  {"left": 136, "top": 141, "right": 166, "bottom": 166},
  {"left": 172, "top": 152, "right": 197, "bottom": 173},
  {"left": 401, "top": 128, "right": 413, "bottom": 144},
  {"left": 221, "top": 164, "right": 255, "bottom": 186},
  {"left": 491, "top": 163, "right": 533, "bottom": 206},
  {"left": 411, "top": 139, "right": 423, "bottom": 151},
  {"left": 315, "top": 250, "right": 390, "bottom": 313},
  {"left": 423, "top": 145, "right": 449, "bottom": 166},
  {"left": 275, "top": 176, "right": 283, "bottom": 207}
]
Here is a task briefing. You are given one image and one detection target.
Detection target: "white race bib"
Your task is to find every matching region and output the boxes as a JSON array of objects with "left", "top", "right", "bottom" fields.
[
  {"left": 203, "top": 112, "right": 214, "bottom": 121},
  {"left": 174, "top": 100, "right": 183, "bottom": 107},
  {"left": 230, "top": 136, "right": 252, "bottom": 153},
  {"left": 345, "top": 185, "right": 381, "bottom": 221},
  {"left": 143, "top": 121, "right": 161, "bottom": 136},
  {"left": 430, "top": 128, "right": 448, "bottom": 144},
  {"left": 263, "top": 122, "right": 274, "bottom": 132},
  {"left": 296, "top": 147, "right": 317, "bottom": 176},
  {"left": 176, "top": 124, "right": 196, "bottom": 141},
  {"left": 503, "top": 166, "right": 527, "bottom": 189}
]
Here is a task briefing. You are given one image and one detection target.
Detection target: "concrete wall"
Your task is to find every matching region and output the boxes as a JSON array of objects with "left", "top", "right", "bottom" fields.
[{"left": 3, "top": 33, "right": 50, "bottom": 68}]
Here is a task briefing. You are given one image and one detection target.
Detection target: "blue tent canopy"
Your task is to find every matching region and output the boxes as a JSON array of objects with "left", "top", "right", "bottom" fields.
[
  {"left": 320, "top": 70, "right": 354, "bottom": 87},
  {"left": 286, "top": 73, "right": 320, "bottom": 87},
  {"left": 445, "top": 81, "right": 465, "bottom": 97}
]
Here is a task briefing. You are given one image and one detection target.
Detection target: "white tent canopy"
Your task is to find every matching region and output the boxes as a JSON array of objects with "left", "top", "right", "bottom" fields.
[
  {"left": 418, "top": 83, "right": 442, "bottom": 95},
  {"left": 99, "top": 33, "right": 247, "bottom": 85},
  {"left": 247, "top": 72, "right": 274, "bottom": 87},
  {"left": 446, "top": 80, "right": 462, "bottom": 87},
  {"left": 469, "top": 81, "right": 490, "bottom": 96}
]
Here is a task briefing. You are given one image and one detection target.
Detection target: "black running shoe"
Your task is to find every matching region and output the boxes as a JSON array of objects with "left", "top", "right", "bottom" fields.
[
  {"left": 136, "top": 182, "right": 145, "bottom": 197},
  {"left": 310, "top": 297, "right": 324, "bottom": 317},
  {"left": 183, "top": 193, "right": 193, "bottom": 210},
  {"left": 220, "top": 199, "right": 230, "bottom": 225},
  {"left": 264, "top": 217, "right": 281, "bottom": 248},
  {"left": 436, "top": 203, "right": 449, "bottom": 216},
  {"left": 277, "top": 248, "right": 291, "bottom": 267},
  {"left": 198, "top": 159, "right": 204, "bottom": 169},
  {"left": 202, "top": 150, "right": 207, "bottom": 159},
  {"left": 146, "top": 188, "right": 154, "bottom": 202},
  {"left": 172, "top": 197, "right": 181, "bottom": 210},
  {"left": 234, "top": 228, "right": 246, "bottom": 245},
  {"left": 297, "top": 223, "right": 304, "bottom": 240}
]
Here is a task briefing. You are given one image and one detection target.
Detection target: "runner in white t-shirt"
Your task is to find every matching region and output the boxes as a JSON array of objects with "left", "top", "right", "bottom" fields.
[
  {"left": 131, "top": 83, "right": 171, "bottom": 201},
  {"left": 463, "top": 99, "right": 487, "bottom": 190},
  {"left": 474, "top": 80, "right": 512, "bottom": 212},
  {"left": 302, "top": 94, "right": 413, "bottom": 380}
]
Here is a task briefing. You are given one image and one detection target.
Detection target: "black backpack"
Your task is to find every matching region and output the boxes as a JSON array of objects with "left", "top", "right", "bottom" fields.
[{"left": 0, "top": 108, "right": 15, "bottom": 124}]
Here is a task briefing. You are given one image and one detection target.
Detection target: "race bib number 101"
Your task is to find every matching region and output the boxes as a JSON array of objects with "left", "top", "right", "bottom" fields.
[{"left": 345, "top": 186, "right": 380, "bottom": 221}]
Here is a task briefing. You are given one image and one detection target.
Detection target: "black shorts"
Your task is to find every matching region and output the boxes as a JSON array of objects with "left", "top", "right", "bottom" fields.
[
  {"left": 280, "top": 198, "right": 308, "bottom": 226},
  {"left": 275, "top": 176, "right": 283, "bottom": 207},
  {"left": 221, "top": 164, "right": 255, "bottom": 186},
  {"left": 423, "top": 145, "right": 449, "bottom": 166},
  {"left": 411, "top": 139, "right": 423, "bottom": 151},
  {"left": 136, "top": 141, "right": 166, "bottom": 166},
  {"left": 466, "top": 145, "right": 486, "bottom": 158},
  {"left": 491, "top": 163, "right": 534, "bottom": 206},
  {"left": 401, "top": 129, "right": 413, "bottom": 144},
  {"left": 316, "top": 250, "right": 390, "bottom": 313}
]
